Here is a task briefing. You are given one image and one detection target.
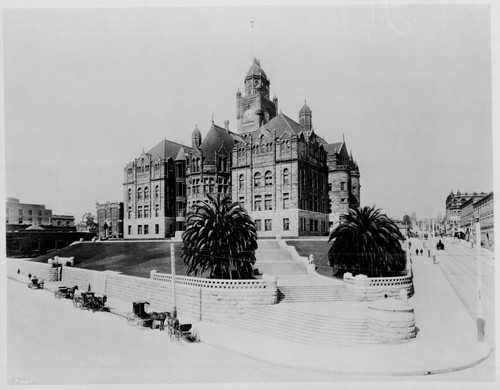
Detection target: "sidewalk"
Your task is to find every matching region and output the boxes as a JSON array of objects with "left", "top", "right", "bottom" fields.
[{"left": 8, "top": 258, "right": 493, "bottom": 376}]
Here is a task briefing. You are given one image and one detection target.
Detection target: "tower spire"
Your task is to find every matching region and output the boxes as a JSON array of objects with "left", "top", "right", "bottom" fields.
[{"left": 250, "top": 20, "right": 255, "bottom": 61}]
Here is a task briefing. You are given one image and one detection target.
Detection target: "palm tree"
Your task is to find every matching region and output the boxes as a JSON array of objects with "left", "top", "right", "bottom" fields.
[
  {"left": 181, "top": 194, "right": 258, "bottom": 279},
  {"left": 328, "top": 206, "right": 406, "bottom": 277}
]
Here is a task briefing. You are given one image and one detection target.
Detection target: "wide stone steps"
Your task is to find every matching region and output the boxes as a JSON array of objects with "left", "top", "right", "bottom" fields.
[
  {"left": 256, "top": 262, "right": 308, "bottom": 276},
  {"left": 224, "top": 305, "right": 378, "bottom": 346},
  {"left": 278, "top": 285, "right": 353, "bottom": 302}
]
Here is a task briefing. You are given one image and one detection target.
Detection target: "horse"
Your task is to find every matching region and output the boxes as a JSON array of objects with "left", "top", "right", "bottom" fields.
[{"left": 150, "top": 311, "right": 170, "bottom": 331}]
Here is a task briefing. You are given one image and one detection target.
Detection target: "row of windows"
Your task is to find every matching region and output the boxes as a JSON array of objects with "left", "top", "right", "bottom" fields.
[
  {"left": 128, "top": 224, "right": 160, "bottom": 235},
  {"left": 239, "top": 169, "right": 290, "bottom": 189},
  {"left": 128, "top": 186, "right": 161, "bottom": 201},
  {"left": 253, "top": 218, "right": 324, "bottom": 232},
  {"left": 127, "top": 205, "right": 161, "bottom": 219},
  {"left": 253, "top": 193, "right": 290, "bottom": 211},
  {"left": 190, "top": 157, "right": 229, "bottom": 173},
  {"left": 9, "top": 209, "right": 44, "bottom": 217}
]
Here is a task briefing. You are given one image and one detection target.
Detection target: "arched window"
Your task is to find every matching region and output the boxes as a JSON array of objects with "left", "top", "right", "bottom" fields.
[
  {"left": 137, "top": 188, "right": 142, "bottom": 200},
  {"left": 239, "top": 174, "right": 244, "bottom": 189},
  {"left": 128, "top": 189, "right": 132, "bottom": 201},
  {"left": 283, "top": 168, "right": 289, "bottom": 185},
  {"left": 254, "top": 172, "right": 261, "bottom": 187},
  {"left": 265, "top": 171, "right": 273, "bottom": 186},
  {"left": 144, "top": 187, "right": 149, "bottom": 200},
  {"left": 155, "top": 185, "right": 159, "bottom": 198}
]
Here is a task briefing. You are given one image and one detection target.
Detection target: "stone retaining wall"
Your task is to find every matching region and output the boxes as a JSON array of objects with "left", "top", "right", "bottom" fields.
[
  {"left": 7, "top": 258, "right": 59, "bottom": 282},
  {"left": 7, "top": 259, "right": 278, "bottom": 321},
  {"left": 343, "top": 271, "right": 414, "bottom": 301}
]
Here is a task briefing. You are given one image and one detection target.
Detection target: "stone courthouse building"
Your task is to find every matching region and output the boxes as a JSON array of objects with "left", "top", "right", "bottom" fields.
[{"left": 123, "top": 59, "right": 360, "bottom": 239}]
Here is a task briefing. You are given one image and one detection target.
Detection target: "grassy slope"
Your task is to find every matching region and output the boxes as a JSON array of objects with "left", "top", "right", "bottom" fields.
[
  {"left": 285, "top": 240, "right": 334, "bottom": 278},
  {"left": 31, "top": 241, "right": 187, "bottom": 279}
]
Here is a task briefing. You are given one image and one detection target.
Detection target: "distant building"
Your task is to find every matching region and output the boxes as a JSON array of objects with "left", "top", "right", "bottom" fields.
[
  {"left": 5, "top": 198, "right": 90, "bottom": 257},
  {"left": 52, "top": 215, "right": 75, "bottom": 228},
  {"left": 96, "top": 202, "right": 124, "bottom": 238},
  {"left": 5, "top": 197, "right": 52, "bottom": 227},
  {"left": 445, "top": 190, "right": 488, "bottom": 235},
  {"left": 474, "top": 192, "right": 494, "bottom": 248}
]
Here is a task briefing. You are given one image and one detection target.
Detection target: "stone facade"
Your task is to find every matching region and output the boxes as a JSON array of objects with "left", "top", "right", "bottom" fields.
[
  {"left": 123, "top": 59, "right": 360, "bottom": 238},
  {"left": 96, "top": 201, "right": 124, "bottom": 238}
]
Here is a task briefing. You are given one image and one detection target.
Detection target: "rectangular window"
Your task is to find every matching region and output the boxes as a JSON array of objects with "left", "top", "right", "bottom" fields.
[
  {"left": 155, "top": 205, "right": 160, "bottom": 217},
  {"left": 283, "top": 218, "right": 290, "bottom": 231},
  {"left": 138, "top": 206, "right": 143, "bottom": 218},
  {"left": 144, "top": 206, "right": 149, "bottom": 218},
  {"left": 254, "top": 195, "right": 262, "bottom": 211},
  {"left": 19, "top": 217, "right": 23, "bottom": 224},
  {"left": 127, "top": 207, "right": 132, "bottom": 219},
  {"left": 264, "top": 194, "right": 272, "bottom": 210},
  {"left": 265, "top": 219, "right": 272, "bottom": 231},
  {"left": 341, "top": 182, "right": 345, "bottom": 191},
  {"left": 239, "top": 196, "right": 245, "bottom": 205},
  {"left": 309, "top": 219, "right": 313, "bottom": 231},
  {"left": 28, "top": 209, "right": 33, "bottom": 216},
  {"left": 255, "top": 219, "right": 261, "bottom": 231},
  {"left": 19, "top": 209, "right": 23, "bottom": 216},
  {"left": 138, "top": 225, "right": 142, "bottom": 235},
  {"left": 155, "top": 224, "right": 159, "bottom": 234},
  {"left": 38, "top": 210, "right": 42, "bottom": 216},
  {"left": 314, "top": 220, "right": 318, "bottom": 232},
  {"left": 328, "top": 183, "right": 332, "bottom": 191},
  {"left": 283, "top": 193, "right": 290, "bottom": 209},
  {"left": 144, "top": 225, "right": 149, "bottom": 234}
]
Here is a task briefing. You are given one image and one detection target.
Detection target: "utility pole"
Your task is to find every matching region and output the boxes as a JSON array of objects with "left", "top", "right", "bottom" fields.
[
  {"left": 171, "top": 244, "right": 177, "bottom": 314},
  {"left": 476, "top": 218, "right": 485, "bottom": 341},
  {"left": 432, "top": 219, "right": 436, "bottom": 263}
]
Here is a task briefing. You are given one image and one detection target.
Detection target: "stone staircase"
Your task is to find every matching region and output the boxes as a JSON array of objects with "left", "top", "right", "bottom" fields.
[
  {"left": 255, "top": 240, "right": 308, "bottom": 276},
  {"left": 223, "top": 305, "right": 378, "bottom": 346},
  {"left": 277, "top": 284, "right": 353, "bottom": 303}
]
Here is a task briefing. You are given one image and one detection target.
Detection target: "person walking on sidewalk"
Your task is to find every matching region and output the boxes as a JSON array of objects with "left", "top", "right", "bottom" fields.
[
  {"left": 420, "top": 249, "right": 423, "bottom": 256},
  {"left": 415, "top": 248, "right": 419, "bottom": 256}
]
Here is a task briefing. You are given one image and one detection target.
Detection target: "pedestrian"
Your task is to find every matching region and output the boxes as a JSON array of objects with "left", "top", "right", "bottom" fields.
[
  {"left": 420, "top": 249, "right": 423, "bottom": 256},
  {"left": 415, "top": 249, "right": 419, "bottom": 256},
  {"left": 409, "top": 241, "right": 412, "bottom": 249}
]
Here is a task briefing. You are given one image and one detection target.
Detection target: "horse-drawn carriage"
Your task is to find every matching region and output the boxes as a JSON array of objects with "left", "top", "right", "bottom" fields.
[
  {"left": 126, "top": 301, "right": 169, "bottom": 330},
  {"left": 28, "top": 277, "right": 44, "bottom": 289},
  {"left": 73, "top": 291, "right": 108, "bottom": 312},
  {"left": 54, "top": 285, "right": 79, "bottom": 300},
  {"left": 166, "top": 309, "right": 199, "bottom": 343}
]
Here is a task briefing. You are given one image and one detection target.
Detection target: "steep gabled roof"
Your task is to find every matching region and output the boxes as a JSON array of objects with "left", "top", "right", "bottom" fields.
[
  {"left": 199, "top": 124, "right": 236, "bottom": 163},
  {"left": 323, "top": 142, "right": 343, "bottom": 155},
  {"left": 262, "top": 113, "right": 304, "bottom": 138},
  {"left": 147, "top": 139, "right": 192, "bottom": 160}
]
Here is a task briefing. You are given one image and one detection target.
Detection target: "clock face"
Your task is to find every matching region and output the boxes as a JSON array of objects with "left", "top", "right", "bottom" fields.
[
  {"left": 244, "top": 109, "right": 255, "bottom": 119},
  {"left": 254, "top": 80, "right": 259, "bottom": 87}
]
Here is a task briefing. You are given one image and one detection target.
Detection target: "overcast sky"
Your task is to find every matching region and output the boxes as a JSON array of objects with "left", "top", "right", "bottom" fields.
[{"left": 2, "top": 3, "right": 494, "bottom": 222}]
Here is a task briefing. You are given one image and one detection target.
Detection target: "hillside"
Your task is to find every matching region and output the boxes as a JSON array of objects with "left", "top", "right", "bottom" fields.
[
  {"left": 31, "top": 241, "right": 187, "bottom": 279},
  {"left": 285, "top": 240, "right": 334, "bottom": 278}
]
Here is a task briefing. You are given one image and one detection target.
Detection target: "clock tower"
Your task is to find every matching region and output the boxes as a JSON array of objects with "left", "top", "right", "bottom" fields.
[{"left": 236, "top": 58, "right": 278, "bottom": 133}]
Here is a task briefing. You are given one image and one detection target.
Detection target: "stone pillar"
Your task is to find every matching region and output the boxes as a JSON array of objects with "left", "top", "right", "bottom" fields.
[{"left": 367, "top": 298, "right": 416, "bottom": 343}]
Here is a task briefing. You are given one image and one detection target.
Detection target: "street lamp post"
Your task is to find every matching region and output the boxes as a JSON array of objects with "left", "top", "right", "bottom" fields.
[
  {"left": 476, "top": 217, "right": 485, "bottom": 342},
  {"left": 432, "top": 219, "right": 436, "bottom": 263}
]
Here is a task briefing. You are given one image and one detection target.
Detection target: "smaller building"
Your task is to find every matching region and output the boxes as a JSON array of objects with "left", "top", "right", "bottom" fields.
[
  {"left": 6, "top": 197, "right": 52, "bottom": 227},
  {"left": 52, "top": 215, "right": 75, "bottom": 227},
  {"left": 96, "top": 202, "right": 124, "bottom": 238},
  {"left": 474, "top": 192, "right": 494, "bottom": 249}
]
